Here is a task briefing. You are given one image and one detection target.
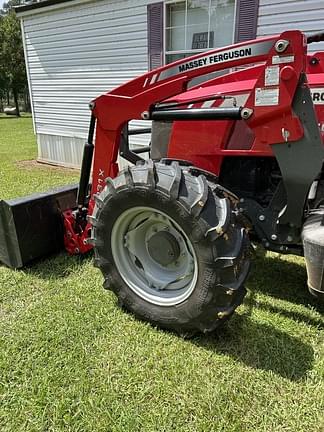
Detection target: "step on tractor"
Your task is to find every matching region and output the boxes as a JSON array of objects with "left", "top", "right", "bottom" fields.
[{"left": 1, "top": 30, "right": 324, "bottom": 334}]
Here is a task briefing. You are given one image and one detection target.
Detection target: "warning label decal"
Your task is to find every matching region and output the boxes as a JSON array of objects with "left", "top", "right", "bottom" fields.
[
  {"left": 255, "top": 88, "right": 279, "bottom": 106},
  {"left": 265, "top": 66, "right": 279, "bottom": 86},
  {"left": 272, "top": 55, "right": 294, "bottom": 64}
]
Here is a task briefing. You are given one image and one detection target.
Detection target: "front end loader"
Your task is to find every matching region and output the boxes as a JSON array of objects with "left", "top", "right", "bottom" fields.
[{"left": 1, "top": 30, "right": 324, "bottom": 334}]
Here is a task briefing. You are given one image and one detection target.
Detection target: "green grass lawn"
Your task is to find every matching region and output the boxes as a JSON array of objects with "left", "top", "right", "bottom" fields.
[{"left": 0, "top": 116, "right": 323, "bottom": 432}]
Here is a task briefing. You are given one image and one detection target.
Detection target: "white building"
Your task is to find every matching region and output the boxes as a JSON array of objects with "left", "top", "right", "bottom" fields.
[{"left": 17, "top": 0, "right": 324, "bottom": 168}]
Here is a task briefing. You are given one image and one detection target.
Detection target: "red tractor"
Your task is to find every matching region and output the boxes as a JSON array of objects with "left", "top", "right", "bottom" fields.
[{"left": 1, "top": 30, "right": 324, "bottom": 335}]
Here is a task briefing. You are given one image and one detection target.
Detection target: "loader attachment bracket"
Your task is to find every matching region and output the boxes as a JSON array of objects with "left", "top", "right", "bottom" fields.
[
  {"left": 272, "top": 79, "right": 324, "bottom": 227},
  {"left": 239, "top": 79, "right": 324, "bottom": 249}
]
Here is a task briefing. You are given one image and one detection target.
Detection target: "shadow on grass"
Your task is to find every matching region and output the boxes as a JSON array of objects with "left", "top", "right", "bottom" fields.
[
  {"left": 0, "top": 116, "right": 32, "bottom": 120},
  {"left": 245, "top": 296, "right": 324, "bottom": 330},
  {"left": 192, "top": 313, "right": 314, "bottom": 381},
  {"left": 249, "top": 253, "right": 324, "bottom": 315},
  {"left": 191, "top": 253, "right": 323, "bottom": 381},
  {"left": 24, "top": 251, "right": 93, "bottom": 279}
]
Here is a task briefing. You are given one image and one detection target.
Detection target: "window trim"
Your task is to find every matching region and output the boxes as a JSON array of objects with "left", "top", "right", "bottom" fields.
[{"left": 163, "top": 0, "right": 238, "bottom": 64}]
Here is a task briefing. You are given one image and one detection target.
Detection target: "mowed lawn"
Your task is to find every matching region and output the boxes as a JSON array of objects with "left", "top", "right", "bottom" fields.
[{"left": 0, "top": 116, "right": 323, "bottom": 432}]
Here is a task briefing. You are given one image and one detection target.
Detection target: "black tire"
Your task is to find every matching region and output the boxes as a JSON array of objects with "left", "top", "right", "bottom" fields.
[
  {"left": 308, "top": 287, "right": 324, "bottom": 303},
  {"left": 90, "top": 160, "right": 251, "bottom": 335}
]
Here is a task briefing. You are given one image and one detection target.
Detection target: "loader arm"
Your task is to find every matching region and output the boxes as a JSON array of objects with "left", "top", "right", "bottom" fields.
[{"left": 90, "top": 31, "right": 306, "bottom": 198}]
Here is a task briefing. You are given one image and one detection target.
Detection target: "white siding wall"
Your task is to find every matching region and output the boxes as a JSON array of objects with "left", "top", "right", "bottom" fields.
[
  {"left": 257, "top": 0, "right": 324, "bottom": 53},
  {"left": 21, "top": 0, "right": 160, "bottom": 167}
]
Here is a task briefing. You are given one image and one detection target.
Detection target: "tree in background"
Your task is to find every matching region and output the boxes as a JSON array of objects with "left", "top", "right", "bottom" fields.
[{"left": 0, "top": 0, "right": 28, "bottom": 116}]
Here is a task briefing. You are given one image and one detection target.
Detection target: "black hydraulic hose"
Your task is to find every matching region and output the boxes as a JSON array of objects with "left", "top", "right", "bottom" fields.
[
  {"left": 150, "top": 107, "right": 242, "bottom": 121},
  {"left": 77, "top": 115, "right": 96, "bottom": 209},
  {"left": 307, "top": 32, "right": 324, "bottom": 44}
]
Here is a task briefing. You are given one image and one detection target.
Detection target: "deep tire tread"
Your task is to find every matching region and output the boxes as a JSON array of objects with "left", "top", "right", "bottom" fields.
[
  {"left": 169, "top": 162, "right": 183, "bottom": 199},
  {"left": 91, "top": 160, "right": 251, "bottom": 335}
]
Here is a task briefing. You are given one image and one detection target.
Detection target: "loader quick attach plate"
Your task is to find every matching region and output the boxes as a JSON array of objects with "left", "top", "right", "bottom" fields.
[{"left": 0, "top": 184, "right": 78, "bottom": 269}]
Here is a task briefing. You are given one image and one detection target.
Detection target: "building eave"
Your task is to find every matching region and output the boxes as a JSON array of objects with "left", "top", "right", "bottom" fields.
[{"left": 15, "top": 0, "right": 92, "bottom": 17}]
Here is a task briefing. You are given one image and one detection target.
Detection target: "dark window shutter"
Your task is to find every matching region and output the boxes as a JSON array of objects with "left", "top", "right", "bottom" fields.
[
  {"left": 235, "top": 0, "right": 260, "bottom": 43},
  {"left": 147, "top": 2, "right": 164, "bottom": 70}
]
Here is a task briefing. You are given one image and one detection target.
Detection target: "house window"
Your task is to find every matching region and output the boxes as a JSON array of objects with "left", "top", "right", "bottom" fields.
[{"left": 165, "top": 0, "right": 236, "bottom": 64}]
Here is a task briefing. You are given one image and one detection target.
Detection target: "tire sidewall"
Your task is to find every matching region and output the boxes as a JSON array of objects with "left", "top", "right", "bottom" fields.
[{"left": 96, "top": 186, "right": 219, "bottom": 327}]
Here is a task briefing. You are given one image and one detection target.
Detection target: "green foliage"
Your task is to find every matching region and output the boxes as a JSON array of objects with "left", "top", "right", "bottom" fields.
[
  {"left": 0, "top": 12, "right": 26, "bottom": 89},
  {"left": 0, "top": 0, "right": 27, "bottom": 115}
]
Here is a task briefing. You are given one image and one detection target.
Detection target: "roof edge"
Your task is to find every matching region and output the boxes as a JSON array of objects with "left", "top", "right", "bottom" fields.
[{"left": 15, "top": 0, "right": 91, "bottom": 17}]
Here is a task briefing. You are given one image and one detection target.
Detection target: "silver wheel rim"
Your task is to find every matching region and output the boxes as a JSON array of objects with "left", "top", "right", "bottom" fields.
[{"left": 111, "top": 206, "right": 198, "bottom": 306}]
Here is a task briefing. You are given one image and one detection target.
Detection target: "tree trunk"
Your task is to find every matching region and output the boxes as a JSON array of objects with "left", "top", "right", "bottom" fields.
[
  {"left": 12, "top": 87, "right": 20, "bottom": 117},
  {"left": 7, "top": 91, "right": 10, "bottom": 106},
  {"left": 24, "top": 88, "right": 31, "bottom": 112}
]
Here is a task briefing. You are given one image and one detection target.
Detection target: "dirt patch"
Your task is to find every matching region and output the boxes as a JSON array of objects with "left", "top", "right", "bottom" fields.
[{"left": 16, "top": 159, "right": 79, "bottom": 174}]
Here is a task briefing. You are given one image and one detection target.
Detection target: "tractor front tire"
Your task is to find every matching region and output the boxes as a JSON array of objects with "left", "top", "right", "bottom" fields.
[{"left": 90, "top": 160, "right": 250, "bottom": 335}]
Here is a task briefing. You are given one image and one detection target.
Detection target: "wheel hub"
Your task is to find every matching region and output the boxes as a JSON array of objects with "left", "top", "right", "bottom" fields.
[
  {"left": 147, "top": 231, "right": 180, "bottom": 266},
  {"left": 111, "top": 207, "right": 198, "bottom": 306}
]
